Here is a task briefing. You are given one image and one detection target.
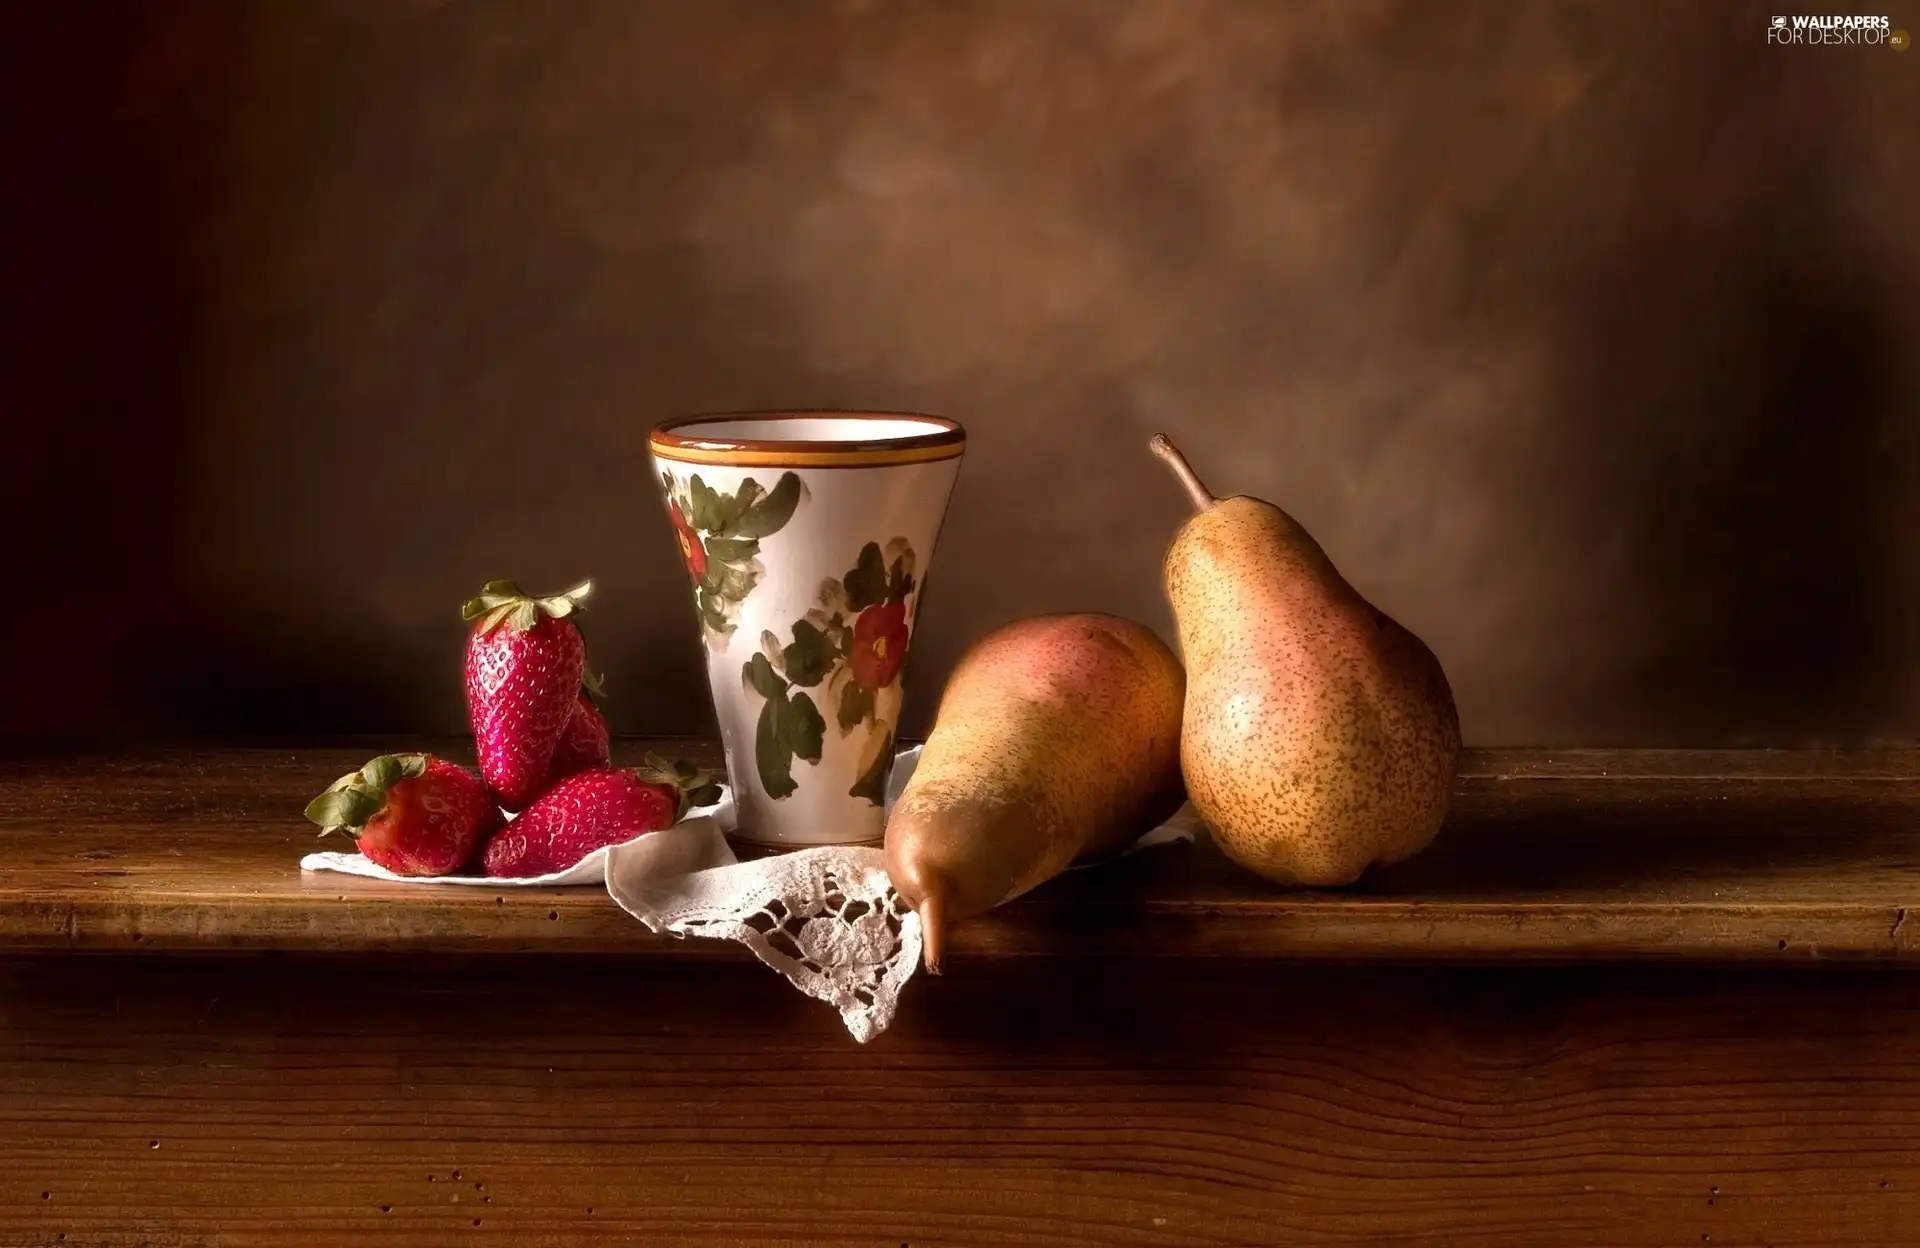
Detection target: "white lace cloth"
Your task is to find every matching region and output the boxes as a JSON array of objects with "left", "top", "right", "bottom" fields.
[{"left": 301, "top": 747, "right": 1197, "bottom": 1041}]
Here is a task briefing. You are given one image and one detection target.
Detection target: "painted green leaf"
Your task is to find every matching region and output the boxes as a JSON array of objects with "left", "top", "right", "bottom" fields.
[
  {"left": 786, "top": 691, "right": 826, "bottom": 764},
  {"left": 842, "top": 542, "right": 887, "bottom": 611},
  {"left": 815, "top": 575, "right": 849, "bottom": 615},
  {"left": 714, "top": 562, "right": 757, "bottom": 601},
  {"left": 886, "top": 554, "right": 915, "bottom": 605},
  {"left": 698, "top": 592, "right": 729, "bottom": 634},
  {"left": 849, "top": 730, "right": 894, "bottom": 805},
  {"left": 731, "top": 476, "right": 766, "bottom": 515},
  {"left": 805, "top": 607, "right": 846, "bottom": 654},
  {"left": 712, "top": 483, "right": 749, "bottom": 535},
  {"left": 782, "top": 619, "right": 836, "bottom": 688},
  {"left": 743, "top": 652, "right": 787, "bottom": 699},
  {"left": 837, "top": 678, "right": 874, "bottom": 732},
  {"left": 688, "top": 475, "right": 724, "bottom": 531},
  {"left": 755, "top": 694, "right": 796, "bottom": 799},
  {"left": 728, "top": 471, "right": 803, "bottom": 540},
  {"left": 703, "top": 536, "right": 758, "bottom": 565}
]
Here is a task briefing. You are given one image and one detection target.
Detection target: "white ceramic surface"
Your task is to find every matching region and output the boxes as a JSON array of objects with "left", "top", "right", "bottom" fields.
[{"left": 650, "top": 413, "right": 963, "bottom": 846}]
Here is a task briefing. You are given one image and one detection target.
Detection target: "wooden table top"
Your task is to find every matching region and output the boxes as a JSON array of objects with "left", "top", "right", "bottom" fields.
[{"left": 3, "top": 741, "right": 1918, "bottom": 962}]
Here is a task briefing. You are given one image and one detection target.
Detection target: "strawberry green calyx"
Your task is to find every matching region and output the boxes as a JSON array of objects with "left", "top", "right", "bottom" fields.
[
  {"left": 304, "top": 753, "right": 430, "bottom": 838},
  {"left": 460, "top": 578, "right": 593, "bottom": 638},
  {"left": 635, "top": 752, "right": 724, "bottom": 821}
]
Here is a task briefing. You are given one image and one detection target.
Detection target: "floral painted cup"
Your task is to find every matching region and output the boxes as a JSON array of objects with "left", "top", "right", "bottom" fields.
[{"left": 649, "top": 411, "right": 966, "bottom": 847}]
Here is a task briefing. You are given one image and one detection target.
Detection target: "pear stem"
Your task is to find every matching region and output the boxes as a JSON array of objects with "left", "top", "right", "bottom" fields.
[
  {"left": 917, "top": 891, "right": 946, "bottom": 975},
  {"left": 1148, "top": 433, "right": 1216, "bottom": 514}
]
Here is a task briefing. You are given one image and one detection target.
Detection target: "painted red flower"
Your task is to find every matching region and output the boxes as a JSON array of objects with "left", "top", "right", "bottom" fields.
[
  {"left": 669, "top": 502, "right": 708, "bottom": 583},
  {"left": 850, "top": 601, "right": 909, "bottom": 689}
]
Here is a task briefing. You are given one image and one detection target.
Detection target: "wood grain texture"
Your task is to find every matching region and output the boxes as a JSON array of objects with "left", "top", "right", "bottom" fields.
[
  {"left": 3, "top": 956, "right": 1920, "bottom": 1246},
  {"left": 3, "top": 744, "right": 1920, "bottom": 961}
]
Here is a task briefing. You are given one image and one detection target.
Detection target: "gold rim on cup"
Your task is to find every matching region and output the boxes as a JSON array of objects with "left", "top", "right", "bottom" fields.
[{"left": 649, "top": 410, "right": 967, "bottom": 469}]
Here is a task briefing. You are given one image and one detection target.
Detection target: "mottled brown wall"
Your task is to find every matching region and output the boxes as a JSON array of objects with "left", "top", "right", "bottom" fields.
[{"left": 4, "top": 0, "right": 1918, "bottom": 747}]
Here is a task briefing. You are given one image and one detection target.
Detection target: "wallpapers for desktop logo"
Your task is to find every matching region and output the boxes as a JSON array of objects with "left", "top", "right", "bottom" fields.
[{"left": 1767, "top": 14, "right": 1910, "bottom": 48}]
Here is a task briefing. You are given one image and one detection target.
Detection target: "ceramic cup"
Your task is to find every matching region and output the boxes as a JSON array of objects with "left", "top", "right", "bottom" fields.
[{"left": 649, "top": 411, "right": 966, "bottom": 847}]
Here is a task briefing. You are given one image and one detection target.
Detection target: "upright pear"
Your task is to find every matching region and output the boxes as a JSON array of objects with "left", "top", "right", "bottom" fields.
[{"left": 1149, "top": 434, "right": 1460, "bottom": 886}]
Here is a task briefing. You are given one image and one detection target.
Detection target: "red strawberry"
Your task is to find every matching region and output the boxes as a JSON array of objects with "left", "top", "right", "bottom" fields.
[
  {"left": 304, "top": 753, "right": 500, "bottom": 876},
  {"left": 462, "top": 579, "right": 591, "bottom": 811},
  {"left": 481, "top": 754, "right": 722, "bottom": 878},
  {"left": 547, "top": 690, "right": 611, "bottom": 784}
]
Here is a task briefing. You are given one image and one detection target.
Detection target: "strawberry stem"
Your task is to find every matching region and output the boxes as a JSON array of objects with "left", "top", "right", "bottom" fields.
[
  {"left": 637, "top": 752, "right": 723, "bottom": 821},
  {"left": 461, "top": 579, "right": 595, "bottom": 635},
  {"left": 304, "top": 753, "right": 429, "bottom": 836}
]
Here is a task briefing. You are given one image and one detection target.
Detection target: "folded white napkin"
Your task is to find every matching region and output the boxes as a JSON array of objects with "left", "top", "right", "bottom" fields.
[{"left": 302, "top": 747, "right": 1198, "bottom": 1041}]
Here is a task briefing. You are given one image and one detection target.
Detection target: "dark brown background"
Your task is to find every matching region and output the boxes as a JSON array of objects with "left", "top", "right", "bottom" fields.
[{"left": 4, "top": 0, "right": 1916, "bottom": 747}]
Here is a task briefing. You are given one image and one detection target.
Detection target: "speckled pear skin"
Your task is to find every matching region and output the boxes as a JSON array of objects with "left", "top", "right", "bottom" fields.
[
  {"left": 885, "top": 613, "right": 1186, "bottom": 958},
  {"left": 1164, "top": 493, "right": 1460, "bottom": 887}
]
